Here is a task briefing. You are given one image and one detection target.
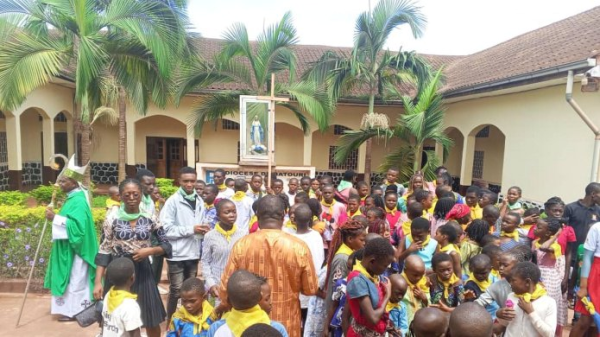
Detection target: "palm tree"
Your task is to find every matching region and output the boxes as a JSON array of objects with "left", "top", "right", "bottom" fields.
[
  {"left": 0, "top": 0, "right": 187, "bottom": 184},
  {"left": 334, "top": 69, "right": 453, "bottom": 183},
  {"left": 177, "top": 12, "right": 333, "bottom": 136},
  {"left": 303, "top": 0, "right": 429, "bottom": 184}
]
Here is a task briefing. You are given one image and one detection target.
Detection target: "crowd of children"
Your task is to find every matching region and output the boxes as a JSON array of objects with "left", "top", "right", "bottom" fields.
[{"left": 96, "top": 165, "right": 600, "bottom": 337}]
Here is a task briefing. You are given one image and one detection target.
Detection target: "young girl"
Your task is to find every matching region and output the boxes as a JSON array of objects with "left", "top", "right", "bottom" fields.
[
  {"left": 428, "top": 253, "right": 463, "bottom": 312},
  {"left": 398, "top": 202, "right": 423, "bottom": 240},
  {"left": 501, "top": 262, "right": 557, "bottom": 337},
  {"left": 338, "top": 195, "right": 362, "bottom": 225},
  {"left": 499, "top": 212, "right": 521, "bottom": 251},
  {"left": 356, "top": 181, "right": 370, "bottom": 206},
  {"left": 397, "top": 217, "right": 438, "bottom": 271},
  {"left": 518, "top": 207, "right": 539, "bottom": 246},
  {"left": 445, "top": 203, "right": 471, "bottom": 231},
  {"left": 201, "top": 199, "right": 245, "bottom": 303},
  {"left": 532, "top": 218, "right": 567, "bottom": 336},
  {"left": 403, "top": 171, "right": 426, "bottom": 198},
  {"left": 435, "top": 225, "right": 462, "bottom": 279},
  {"left": 330, "top": 249, "right": 364, "bottom": 337},
  {"left": 460, "top": 219, "right": 490, "bottom": 277},
  {"left": 384, "top": 192, "right": 403, "bottom": 234},
  {"left": 323, "top": 219, "right": 367, "bottom": 334},
  {"left": 500, "top": 186, "right": 525, "bottom": 217},
  {"left": 366, "top": 207, "right": 391, "bottom": 241},
  {"left": 431, "top": 197, "right": 456, "bottom": 237},
  {"left": 346, "top": 237, "right": 396, "bottom": 336},
  {"left": 482, "top": 244, "right": 503, "bottom": 282}
]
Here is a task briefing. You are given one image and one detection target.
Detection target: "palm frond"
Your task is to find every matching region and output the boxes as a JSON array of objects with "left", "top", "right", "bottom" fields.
[
  {"left": 379, "top": 145, "right": 415, "bottom": 182},
  {"left": 187, "top": 93, "right": 239, "bottom": 136},
  {"left": 283, "top": 81, "right": 334, "bottom": 133},
  {"left": 334, "top": 128, "right": 392, "bottom": 165},
  {"left": 256, "top": 11, "right": 298, "bottom": 85},
  {"left": 279, "top": 102, "right": 310, "bottom": 135},
  {"left": 91, "top": 106, "right": 119, "bottom": 126}
]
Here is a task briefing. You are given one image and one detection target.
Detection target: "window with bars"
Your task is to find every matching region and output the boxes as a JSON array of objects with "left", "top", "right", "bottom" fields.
[
  {"left": 54, "top": 112, "right": 67, "bottom": 122},
  {"left": 222, "top": 120, "right": 240, "bottom": 130},
  {"left": 472, "top": 150, "right": 484, "bottom": 179},
  {"left": 0, "top": 132, "right": 7, "bottom": 164},
  {"left": 334, "top": 125, "right": 351, "bottom": 135},
  {"left": 476, "top": 126, "right": 490, "bottom": 138},
  {"left": 329, "top": 146, "right": 358, "bottom": 170}
]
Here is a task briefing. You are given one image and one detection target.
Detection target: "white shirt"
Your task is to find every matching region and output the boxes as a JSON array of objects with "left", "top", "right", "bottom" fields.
[
  {"left": 292, "top": 229, "right": 325, "bottom": 308},
  {"left": 101, "top": 298, "right": 143, "bottom": 337},
  {"left": 286, "top": 192, "right": 296, "bottom": 206},
  {"left": 501, "top": 293, "right": 556, "bottom": 337},
  {"left": 217, "top": 188, "right": 235, "bottom": 200},
  {"left": 230, "top": 195, "right": 254, "bottom": 232},
  {"left": 584, "top": 222, "right": 600, "bottom": 257}
]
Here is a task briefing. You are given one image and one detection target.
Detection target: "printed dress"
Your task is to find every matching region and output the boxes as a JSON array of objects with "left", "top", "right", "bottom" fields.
[
  {"left": 96, "top": 216, "right": 172, "bottom": 328},
  {"left": 303, "top": 266, "right": 328, "bottom": 337},
  {"left": 533, "top": 242, "right": 567, "bottom": 330}
]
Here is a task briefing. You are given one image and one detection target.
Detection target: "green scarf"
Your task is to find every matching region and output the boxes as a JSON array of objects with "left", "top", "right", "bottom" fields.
[
  {"left": 337, "top": 180, "right": 353, "bottom": 192},
  {"left": 117, "top": 204, "right": 145, "bottom": 221},
  {"left": 179, "top": 187, "right": 197, "bottom": 201},
  {"left": 141, "top": 194, "right": 153, "bottom": 213}
]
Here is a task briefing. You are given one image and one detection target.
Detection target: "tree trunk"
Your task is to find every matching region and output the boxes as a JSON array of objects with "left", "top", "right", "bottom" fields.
[
  {"left": 81, "top": 122, "right": 91, "bottom": 189},
  {"left": 364, "top": 93, "right": 375, "bottom": 185},
  {"left": 118, "top": 87, "right": 127, "bottom": 182},
  {"left": 413, "top": 144, "right": 423, "bottom": 173}
]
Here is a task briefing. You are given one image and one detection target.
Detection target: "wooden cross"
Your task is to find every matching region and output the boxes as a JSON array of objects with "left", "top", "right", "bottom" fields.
[{"left": 256, "top": 74, "right": 289, "bottom": 188}]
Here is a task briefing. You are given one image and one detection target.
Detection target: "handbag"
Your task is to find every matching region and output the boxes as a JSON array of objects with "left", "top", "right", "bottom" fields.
[{"left": 74, "top": 300, "right": 103, "bottom": 328}]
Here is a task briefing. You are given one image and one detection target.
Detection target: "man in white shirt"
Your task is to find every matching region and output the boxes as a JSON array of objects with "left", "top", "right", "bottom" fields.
[
  {"left": 286, "top": 178, "right": 299, "bottom": 207},
  {"left": 229, "top": 178, "right": 254, "bottom": 232},
  {"left": 213, "top": 168, "right": 234, "bottom": 199}
]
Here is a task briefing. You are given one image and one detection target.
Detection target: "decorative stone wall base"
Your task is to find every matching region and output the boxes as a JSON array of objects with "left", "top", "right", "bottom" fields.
[
  {"left": 0, "top": 164, "right": 8, "bottom": 191},
  {"left": 22, "top": 162, "right": 42, "bottom": 186},
  {"left": 90, "top": 162, "right": 118, "bottom": 184}
]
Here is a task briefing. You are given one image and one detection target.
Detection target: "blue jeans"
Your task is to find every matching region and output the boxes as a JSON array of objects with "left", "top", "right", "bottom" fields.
[{"left": 166, "top": 259, "right": 199, "bottom": 320}]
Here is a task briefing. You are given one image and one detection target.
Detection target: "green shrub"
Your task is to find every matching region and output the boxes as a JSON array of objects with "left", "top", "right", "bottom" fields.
[
  {"left": 28, "top": 185, "right": 66, "bottom": 205},
  {"left": 0, "top": 191, "right": 28, "bottom": 205},
  {"left": 92, "top": 195, "right": 109, "bottom": 208},
  {"left": 0, "top": 205, "right": 46, "bottom": 226},
  {"left": 156, "top": 178, "right": 177, "bottom": 198}
]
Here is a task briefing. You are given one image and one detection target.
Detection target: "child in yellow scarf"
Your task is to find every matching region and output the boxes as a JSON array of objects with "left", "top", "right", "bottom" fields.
[
  {"left": 401, "top": 255, "right": 430, "bottom": 324},
  {"left": 208, "top": 270, "right": 287, "bottom": 337},
  {"left": 168, "top": 278, "right": 218, "bottom": 337},
  {"left": 101, "top": 258, "right": 143, "bottom": 337},
  {"left": 435, "top": 224, "right": 462, "bottom": 280},
  {"left": 428, "top": 253, "right": 463, "bottom": 313}
]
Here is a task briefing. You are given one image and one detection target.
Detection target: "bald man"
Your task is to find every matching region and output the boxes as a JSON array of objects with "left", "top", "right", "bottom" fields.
[
  {"left": 411, "top": 307, "right": 449, "bottom": 337},
  {"left": 449, "top": 302, "right": 492, "bottom": 337}
]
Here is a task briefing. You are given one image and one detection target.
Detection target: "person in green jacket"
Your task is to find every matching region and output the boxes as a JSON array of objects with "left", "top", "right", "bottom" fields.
[{"left": 43, "top": 156, "right": 98, "bottom": 321}]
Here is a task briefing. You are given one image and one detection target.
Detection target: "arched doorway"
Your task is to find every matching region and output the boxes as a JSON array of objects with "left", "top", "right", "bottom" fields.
[
  {"left": 275, "top": 122, "right": 304, "bottom": 166},
  {"left": 443, "top": 127, "right": 464, "bottom": 180},
  {"left": 469, "top": 124, "right": 505, "bottom": 191},
  {"left": 136, "top": 115, "right": 187, "bottom": 180},
  {"left": 20, "top": 108, "right": 49, "bottom": 186}
]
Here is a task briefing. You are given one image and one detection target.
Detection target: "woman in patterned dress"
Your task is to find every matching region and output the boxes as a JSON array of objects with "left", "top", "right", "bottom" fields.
[{"left": 93, "top": 178, "right": 172, "bottom": 337}]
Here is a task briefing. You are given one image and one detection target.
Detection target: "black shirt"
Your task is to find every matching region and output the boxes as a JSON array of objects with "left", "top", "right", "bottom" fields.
[{"left": 563, "top": 200, "right": 600, "bottom": 246}]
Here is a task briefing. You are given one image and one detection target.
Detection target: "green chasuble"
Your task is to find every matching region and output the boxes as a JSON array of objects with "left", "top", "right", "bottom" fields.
[{"left": 44, "top": 189, "right": 98, "bottom": 297}]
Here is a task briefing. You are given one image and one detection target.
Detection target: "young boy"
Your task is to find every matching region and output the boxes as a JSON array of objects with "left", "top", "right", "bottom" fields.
[
  {"left": 449, "top": 303, "right": 492, "bottom": 337},
  {"left": 499, "top": 262, "right": 557, "bottom": 337},
  {"left": 255, "top": 274, "right": 273, "bottom": 314},
  {"left": 381, "top": 167, "right": 406, "bottom": 197},
  {"left": 414, "top": 189, "right": 434, "bottom": 216},
  {"left": 464, "top": 254, "right": 499, "bottom": 319},
  {"left": 230, "top": 178, "right": 254, "bottom": 232},
  {"left": 338, "top": 195, "right": 362, "bottom": 225},
  {"left": 428, "top": 253, "right": 463, "bottom": 311},
  {"left": 201, "top": 184, "right": 219, "bottom": 230},
  {"left": 482, "top": 205, "right": 501, "bottom": 234},
  {"left": 387, "top": 274, "right": 409, "bottom": 335},
  {"left": 479, "top": 189, "right": 498, "bottom": 209},
  {"left": 499, "top": 212, "right": 521, "bottom": 251},
  {"left": 435, "top": 225, "right": 462, "bottom": 279},
  {"left": 482, "top": 244, "right": 503, "bottom": 282},
  {"left": 465, "top": 185, "right": 482, "bottom": 220},
  {"left": 101, "top": 258, "right": 142, "bottom": 337},
  {"left": 409, "top": 307, "right": 449, "bottom": 337},
  {"left": 356, "top": 181, "right": 370, "bottom": 205},
  {"left": 517, "top": 207, "right": 539, "bottom": 246},
  {"left": 106, "top": 185, "right": 120, "bottom": 219},
  {"left": 207, "top": 270, "right": 288, "bottom": 337},
  {"left": 168, "top": 277, "right": 217, "bottom": 337},
  {"left": 397, "top": 217, "right": 438, "bottom": 270},
  {"left": 247, "top": 174, "right": 265, "bottom": 201},
  {"left": 346, "top": 237, "right": 396, "bottom": 336},
  {"left": 195, "top": 180, "right": 206, "bottom": 196},
  {"left": 401, "top": 255, "right": 430, "bottom": 324},
  {"left": 400, "top": 202, "right": 424, "bottom": 238},
  {"left": 286, "top": 178, "right": 299, "bottom": 207},
  {"left": 271, "top": 179, "right": 285, "bottom": 196}
]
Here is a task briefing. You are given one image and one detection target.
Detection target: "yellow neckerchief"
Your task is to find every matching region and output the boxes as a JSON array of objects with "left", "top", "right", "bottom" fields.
[
  {"left": 361, "top": 196, "right": 367, "bottom": 203},
  {"left": 534, "top": 239, "right": 562, "bottom": 257},
  {"left": 336, "top": 243, "right": 354, "bottom": 256},
  {"left": 520, "top": 223, "right": 534, "bottom": 232},
  {"left": 106, "top": 286, "right": 137, "bottom": 314},
  {"left": 106, "top": 199, "right": 120, "bottom": 209},
  {"left": 401, "top": 272, "right": 429, "bottom": 293},
  {"left": 217, "top": 183, "right": 227, "bottom": 192},
  {"left": 353, "top": 261, "right": 379, "bottom": 284},
  {"left": 249, "top": 215, "right": 258, "bottom": 226},
  {"left": 402, "top": 220, "right": 412, "bottom": 236},
  {"left": 515, "top": 284, "right": 547, "bottom": 303},
  {"left": 284, "top": 219, "right": 297, "bottom": 231},
  {"left": 440, "top": 243, "right": 460, "bottom": 254},
  {"left": 225, "top": 305, "right": 270, "bottom": 337},
  {"left": 204, "top": 202, "right": 215, "bottom": 211},
  {"left": 215, "top": 223, "right": 237, "bottom": 242},
  {"left": 309, "top": 190, "right": 317, "bottom": 198},
  {"left": 491, "top": 268, "right": 501, "bottom": 279},
  {"left": 407, "top": 234, "right": 431, "bottom": 247},
  {"left": 438, "top": 273, "right": 460, "bottom": 299},
  {"left": 467, "top": 272, "right": 491, "bottom": 291},
  {"left": 312, "top": 215, "right": 319, "bottom": 223},
  {"left": 231, "top": 191, "right": 246, "bottom": 202},
  {"left": 385, "top": 205, "right": 398, "bottom": 216},
  {"left": 348, "top": 208, "right": 362, "bottom": 217},
  {"left": 501, "top": 230, "right": 519, "bottom": 242},
  {"left": 386, "top": 301, "right": 399, "bottom": 313},
  {"left": 321, "top": 199, "right": 337, "bottom": 214},
  {"left": 170, "top": 300, "right": 216, "bottom": 334}
]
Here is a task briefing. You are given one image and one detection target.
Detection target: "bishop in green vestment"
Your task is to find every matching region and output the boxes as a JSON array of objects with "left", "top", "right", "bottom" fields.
[{"left": 43, "top": 173, "right": 98, "bottom": 320}]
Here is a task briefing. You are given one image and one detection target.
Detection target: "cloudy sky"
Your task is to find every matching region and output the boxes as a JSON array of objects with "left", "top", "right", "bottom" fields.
[{"left": 188, "top": 0, "right": 600, "bottom": 55}]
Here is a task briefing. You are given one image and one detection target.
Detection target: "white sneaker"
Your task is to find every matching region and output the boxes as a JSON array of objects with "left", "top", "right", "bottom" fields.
[{"left": 158, "top": 285, "right": 169, "bottom": 295}]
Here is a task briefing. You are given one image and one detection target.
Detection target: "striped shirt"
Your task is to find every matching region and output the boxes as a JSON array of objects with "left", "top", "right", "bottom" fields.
[{"left": 200, "top": 227, "right": 245, "bottom": 289}]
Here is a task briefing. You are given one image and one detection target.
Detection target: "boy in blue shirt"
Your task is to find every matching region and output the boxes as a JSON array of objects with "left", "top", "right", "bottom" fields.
[{"left": 387, "top": 274, "right": 409, "bottom": 335}]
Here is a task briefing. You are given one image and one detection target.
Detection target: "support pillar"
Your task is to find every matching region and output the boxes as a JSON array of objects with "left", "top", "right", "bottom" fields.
[
  {"left": 459, "top": 134, "right": 476, "bottom": 193},
  {"left": 435, "top": 141, "right": 444, "bottom": 165},
  {"left": 42, "top": 117, "right": 56, "bottom": 184},
  {"left": 6, "top": 113, "right": 22, "bottom": 190},
  {"left": 303, "top": 133, "right": 312, "bottom": 166},
  {"left": 125, "top": 118, "right": 137, "bottom": 177},
  {"left": 66, "top": 117, "right": 74, "bottom": 156},
  {"left": 186, "top": 127, "right": 196, "bottom": 169},
  {"left": 358, "top": 142, "right": 367, "bottom": 173}
]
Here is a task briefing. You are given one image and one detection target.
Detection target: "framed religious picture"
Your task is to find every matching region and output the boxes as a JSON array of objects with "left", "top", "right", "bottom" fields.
[{"left": 239, "top": 95, "right": 272, "bottom": 165}]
